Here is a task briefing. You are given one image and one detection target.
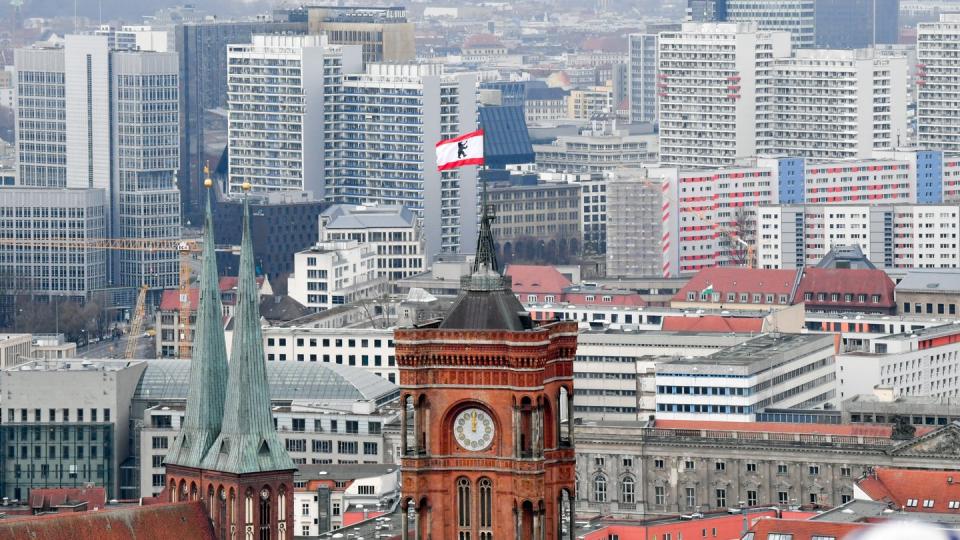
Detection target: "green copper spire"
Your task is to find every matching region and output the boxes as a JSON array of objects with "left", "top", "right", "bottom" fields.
[
  {"left": 201, "top": 191, "right": 295, "bottom": 475},
  {"left": 166, "top": 190, "right": 229, "bottom": 469}
]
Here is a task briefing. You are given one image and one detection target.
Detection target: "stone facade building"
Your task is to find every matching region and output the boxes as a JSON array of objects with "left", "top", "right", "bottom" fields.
[{"left": 573, "top": 419, "right": 960, "bottom": 519}]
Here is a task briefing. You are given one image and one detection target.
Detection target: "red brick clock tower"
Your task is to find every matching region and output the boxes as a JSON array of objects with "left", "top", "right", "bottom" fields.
[{"left": 395, "top": 202, "right": 577, "bottom": 540}]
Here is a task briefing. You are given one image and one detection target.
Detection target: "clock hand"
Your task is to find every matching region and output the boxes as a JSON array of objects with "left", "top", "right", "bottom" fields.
[{"left": 471, "top": 411, "right": 477, "bottom": 432}]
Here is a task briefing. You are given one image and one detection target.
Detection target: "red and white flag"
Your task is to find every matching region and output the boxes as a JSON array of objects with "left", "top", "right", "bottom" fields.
[{"left": 436, "top": 129, "right": 484, "bottom": 171}]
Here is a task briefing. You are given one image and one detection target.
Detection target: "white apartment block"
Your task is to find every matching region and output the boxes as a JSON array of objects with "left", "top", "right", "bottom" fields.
[
  {"left": 575, "top": 330, "right": 752, "bottom": 422},
  {"left": 725, "top": 0, "right": 815, "bottom": 49},
  {"left": 917, "top": 14, "right": 960, "bottom": 151},
  {"left": 14, "top": 35, "right": 180, "bottom": 290},
  {"left": 330, "top": 63, "right": 478, "bottom": 257},
  {"left": 0, "top": 334, "right": 31, "bottom": 369},
  {"left": 628, "top": 33, "right": 658, "bottom": 124},
  {"left": 657, "top": 22, "right": 792, "bottom": 167},
  {"left": 533, "top": 128, "right": 658, "bottom": 174},
  {"left": 655, "top": 333, "right": 838, "bottom": 421},
  {"left": 287, "top": 240, "right": 388, "bottom": 313},
  {"left": 836, "top": 323, "right": 960, "bottom": 401},
  {"left": 319, "top": 204, "right": 425, "bottom": 281},
  {"left": 756, "top": 204, "right": 960, "bottom": 270},
  {"left": 259, "top": 327, "right": 398, "bottom": 384},
  {"left": 654, "top": 160, "right": 779, "bottom": 276},
  {"left": 227, "top": 35, "right": 361, "bottom": 196},
  {"left": 768, "top": 49, "right": 908, "bottom": 159}
]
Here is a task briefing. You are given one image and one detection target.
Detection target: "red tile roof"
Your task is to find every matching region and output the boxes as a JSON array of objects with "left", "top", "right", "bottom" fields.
[
  {"left": 654, "top": 419, "right": 912, "bottom": 438},
  {"left": 661, "top": 315, "right": 763, "bottom": 333},
  {"left": 672, "top": 268, "right": 799, "bottom": 303},
  {"left": 748, "top": 518, "right": 867, "bottom": 540},
  {"left": 505, "top": 265, "right": 572, "bottom": 296},
  {"left": 0, "top": 501, "right": 216, "bottom": 540},
  {"left": 562, "top": 291, "right": 646, "bottom": 307},
  {"left": 158, "top": 276, "right": 264, "bottom": 311},
  {"left": 856, "top": 467, "right": 960, "bottom": 513},
  {"left": 796, "top": 268, "right": 896, "bottom": 309}
]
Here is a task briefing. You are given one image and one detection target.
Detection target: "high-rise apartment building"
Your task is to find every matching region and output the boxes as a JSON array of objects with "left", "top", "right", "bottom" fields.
[
  {"left": 757, "top": 204, "right": 960, "bottom": 270},
  {"left": 14, "top": 35, "right": 180, "bottom": 290},
  {"left": 303, "top": 6, "right": 415, "bottom": 65},
  {"left": 657, "top": 22, "right": 792, "bottom": 167},
  {"left": 628, "top": 33, "right": 658, "bottom": 123},
  {"left": 175, "top": 18, "right": 306, "bottom": 222},
  {"left": 226, "top": 35, "right": 361, "bottom": 197},
  {"left": 769, "top": 49, "right": 908, "bottom": 159},
  {"left": 917, "top": 14, "right": 960, "bottom": 152},
  {"left": 331, "top": 63, "right": 478, "bottom": 258}
]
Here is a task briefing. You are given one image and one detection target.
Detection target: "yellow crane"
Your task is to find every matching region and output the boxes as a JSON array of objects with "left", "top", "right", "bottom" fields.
[
  {"left": 0, "top": 237, "right": 200, "bottom": 358},
  {"left": 125, "top": 284, "right": 149, "bottom": 359}
]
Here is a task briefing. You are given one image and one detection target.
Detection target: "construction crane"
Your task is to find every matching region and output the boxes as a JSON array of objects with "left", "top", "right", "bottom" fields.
[
  {"left": 125, "top": 284, "right": 148, "bottom": 359},
  {"left": 0, "top": 237, "right": 201, "bottom": 358}
]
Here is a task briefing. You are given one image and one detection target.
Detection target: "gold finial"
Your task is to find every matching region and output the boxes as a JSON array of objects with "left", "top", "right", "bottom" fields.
[
  {"left": 241, "top": 182, "right": 252, "bottom": 192},
  {"left": 204, "top": 178, "right": 213, "bottom": 188}
]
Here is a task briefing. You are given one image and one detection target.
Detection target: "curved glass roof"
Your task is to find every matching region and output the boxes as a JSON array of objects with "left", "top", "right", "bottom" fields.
[{"left": 134, "top": 360, "right": 398, "bottom": 406}]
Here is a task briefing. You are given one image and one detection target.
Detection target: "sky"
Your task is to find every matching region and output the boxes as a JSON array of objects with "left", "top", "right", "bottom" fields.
[{"left": 23, "top": 0, "right": 271, "bottom": 21}]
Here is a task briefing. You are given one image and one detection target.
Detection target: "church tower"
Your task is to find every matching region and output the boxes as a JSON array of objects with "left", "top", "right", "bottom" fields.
[
  {"left": 165, "top": 183, "right": 296, "bottom": 540},
  {"left": 395, "top": 197, "right": 577, "bottom": 539}
]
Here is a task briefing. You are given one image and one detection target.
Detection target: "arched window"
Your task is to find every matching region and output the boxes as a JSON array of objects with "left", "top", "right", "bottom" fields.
[
  {"left": 478, "top": 478, "right": 493, "bottom": 540},
  {"left": 457, "top": 477, "right": 471, "bottom": 540},
  {"left": 621, "top": 476, "right": 635, "bottom": 504},
  {"left": 245, "top": 488, "right": 254, "bottom": 526},
  {"left": 594, "top": 474, "right": 607, "bottom": 503},
  {"left": 259, "top": 487, "right": 271, "bottom": 540}
]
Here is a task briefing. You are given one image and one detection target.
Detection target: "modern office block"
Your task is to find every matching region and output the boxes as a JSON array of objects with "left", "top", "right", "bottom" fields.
[
  {"left": 815, "top": 0, "right": 900, "bottom": 49},
  {"left": 628, "top": 33, "right": 658, "bottom": 124},
  {"left": 918, "top": 14, "right": 960, "bottom": 152},
  {"left": 304, "top": 6, "right": 414, "bottom": 65}
]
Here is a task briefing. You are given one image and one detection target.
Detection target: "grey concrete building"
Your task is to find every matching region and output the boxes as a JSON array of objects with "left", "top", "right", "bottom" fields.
[
  {"left": 605, "top": 170, "right": 664, "bottom": 277},
  {"left": 575, "top": 418, "right": 960, "bottom": 518},
  {"left": 485, "top": 174, "right": 582, "bottom": 265},
  {"left": 628, "top": 34, "right": 658, "bottom": 124},
  {"left": 303, "top": 6, "right": 415, "bottom": 65},
  {"left": 0, "top": 187, "right": 107, "bottom": 299},
  {"left": 0, "top": 359, "right": 148, "bottom": 501},
  {"left": 895, "top": 269, "right": 960, "bottom": 317}
]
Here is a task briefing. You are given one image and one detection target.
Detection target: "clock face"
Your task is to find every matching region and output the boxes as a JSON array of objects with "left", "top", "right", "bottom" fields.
[{"left": 453, "top": 408, "right": 495, "bottom": 451}]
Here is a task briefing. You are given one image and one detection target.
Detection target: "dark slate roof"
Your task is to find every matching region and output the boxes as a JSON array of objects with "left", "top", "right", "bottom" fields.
[
  {"left": 479, "top": 105, "right": 535, "bottom": 168},
  {"left": 525, "top": 86, "right": 567, "bottom": 101},
  {"left": 439, "top": 288, "right": 532, "bottom": 331},
  {"left": 815, "top": 244, "right": 876, "bottom": 269}
]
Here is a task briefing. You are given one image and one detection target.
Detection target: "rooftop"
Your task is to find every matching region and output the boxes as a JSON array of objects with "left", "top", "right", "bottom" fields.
[
  {"left": 133, "top": 360, "right": 398, "bottom": 406},
  {"left": 895, "top": 269, "right": 960, "bottom": 293},
  {"left": 320, "top": 204, "right": 417, "bottom": 230},
  {"left": 653, "top": 419, "right": 902, "bottom": 438},
  {"left": 660, "top": 333, "right": 834, "bottom": 368},
  {"left": 856, "top": 467, "right": 960, "bottom": 514},
  {"left": 295, "top": 463, "right": 398, "bottom": 483},
  {"left": 660, "top": 315, "right": 763, "bottom": 333},
  {"left": 0, "top": 501, "right": 216, "bottom": 540},
  {"left": 8, "top": 359, "right": 143, "bottom": 373},
  {"left": 505, "top": 264, "right": 572, "bottom": 295}
]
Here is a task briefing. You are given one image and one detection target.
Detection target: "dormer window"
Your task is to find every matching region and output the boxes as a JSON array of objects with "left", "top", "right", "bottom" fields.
[{"left": 906, "top": 499, "right": 918, "bottom": 507}]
